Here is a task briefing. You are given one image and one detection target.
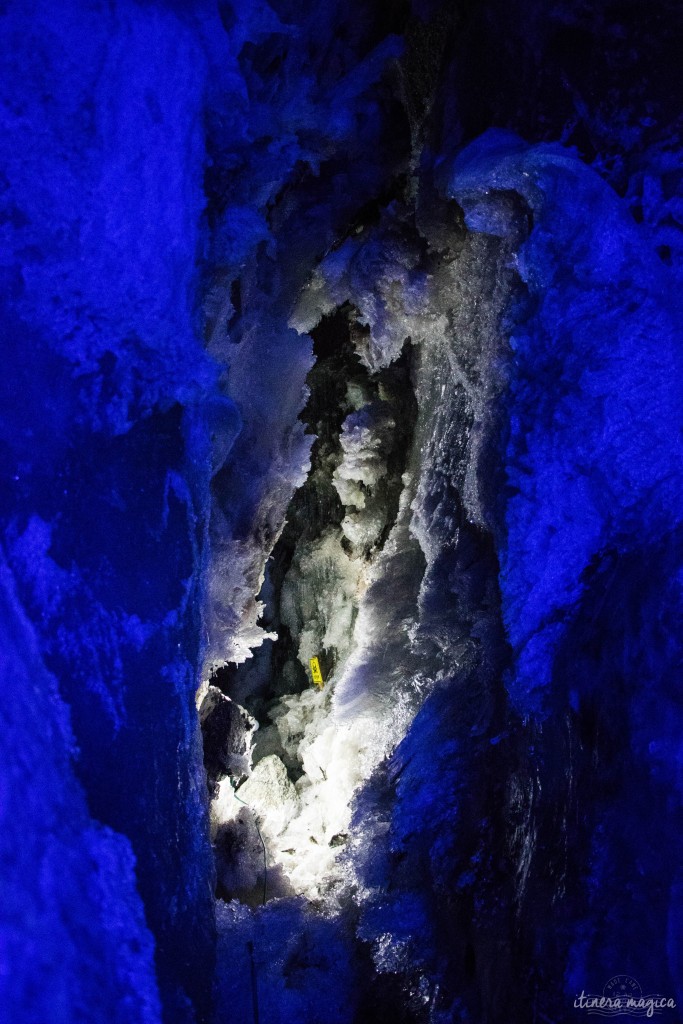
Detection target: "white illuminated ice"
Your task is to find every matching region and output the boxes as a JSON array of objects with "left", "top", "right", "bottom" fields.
[
  {"left": 209, "top": 221, "right": 511, "bottom": 900},
  {"left": 211, "top": 526, "right": 425, "bottom": 899},
  {"left": 280, "top": 531, "right": 369, "bottom": 673},
  {"left": 238, "top": 755, "right": 300, "bottom": 837}
]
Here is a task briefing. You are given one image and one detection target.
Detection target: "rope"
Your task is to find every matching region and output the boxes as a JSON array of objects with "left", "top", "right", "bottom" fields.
[{"left": 230, "top": 777, "right": 268, "bottom": 905}]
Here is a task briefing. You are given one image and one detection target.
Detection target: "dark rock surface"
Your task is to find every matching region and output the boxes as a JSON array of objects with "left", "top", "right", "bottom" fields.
[{"left": 199, "top": 685, "right": 256, "bottom": 789}]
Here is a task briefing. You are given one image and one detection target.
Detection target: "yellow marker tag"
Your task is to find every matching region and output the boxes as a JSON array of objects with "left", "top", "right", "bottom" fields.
[{"left": 309, "top": 656, "right": 324, "bottom": 688}]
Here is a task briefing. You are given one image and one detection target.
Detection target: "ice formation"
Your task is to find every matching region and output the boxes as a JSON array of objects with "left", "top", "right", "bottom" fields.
[
  {"left": 200, "top": 192, "right": 515, "bottom": 900},
  {"left": 3, "top": 1, "right": 683, "bottom": 1023}
]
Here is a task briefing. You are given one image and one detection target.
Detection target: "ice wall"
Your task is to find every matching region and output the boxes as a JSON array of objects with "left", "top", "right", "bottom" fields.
[
  {"left": 0, "top": 554, "right": 161, "bottom": 1024},
  {"left": 449, "top": 130, "right": 683, "bottom": 714},
  {"left": 342, "top": 131, "right": 683, "bottom": 1021},
  {"left": 0, "top": 3, "right": 223, "bottom": 1020}
]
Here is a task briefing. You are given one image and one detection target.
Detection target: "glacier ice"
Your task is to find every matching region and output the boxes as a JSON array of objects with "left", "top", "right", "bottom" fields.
[
  {"left": 204, "top": 198, "right": 514, "bottom": 902},
  {"left": 4, "top": 0, "right": 683, "bottom": 1021}
]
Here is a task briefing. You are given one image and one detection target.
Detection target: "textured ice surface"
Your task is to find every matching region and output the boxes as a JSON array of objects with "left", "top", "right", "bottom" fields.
[
  {"left": 0, "top": 3, "right": 221, "bottom": 1018},
  {"left": 448, "top": 130, "right": 683, "bottom": 713},
  {"left": 280, "top": 530, "right": 367, "bottom": 671},
  {"left": 239, "top": 754, "right": 301, "bottom": 837},
  {"left": 336, "top": 134, "right": 683, "bottom": 1020},
  {"left": 202, "top": 2, "right": 406, "bottom": 675},
  {"left": 214, "top": 899, "right": 359, "bottom": 1024},
  {"left": 334, "top": 400, "right": 396, "bottom": 548},
  {"left": 210, "top": 210, "right": 513, "bottom": 899},
  {"left": 0, "top": 555, "right": 161, "bottom": 1024}
]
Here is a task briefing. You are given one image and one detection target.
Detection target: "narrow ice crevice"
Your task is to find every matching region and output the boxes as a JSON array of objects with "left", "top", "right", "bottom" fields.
[
  {"left": 201, "top": 306, "right": 421, "bottom": 901},
  {"left": 272, "top": 228, "right": 513, "bottom": 899},
  {"left": 269, "top": 484, "right": 427, "bottom": 897},
  {"left": 202, "top": 206, "right": 515, "bottom": 902}
]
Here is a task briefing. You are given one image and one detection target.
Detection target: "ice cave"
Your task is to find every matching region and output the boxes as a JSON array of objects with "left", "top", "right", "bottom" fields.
[{"left": 2, "top": 1, "right": 683, "bottom": 1022}]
